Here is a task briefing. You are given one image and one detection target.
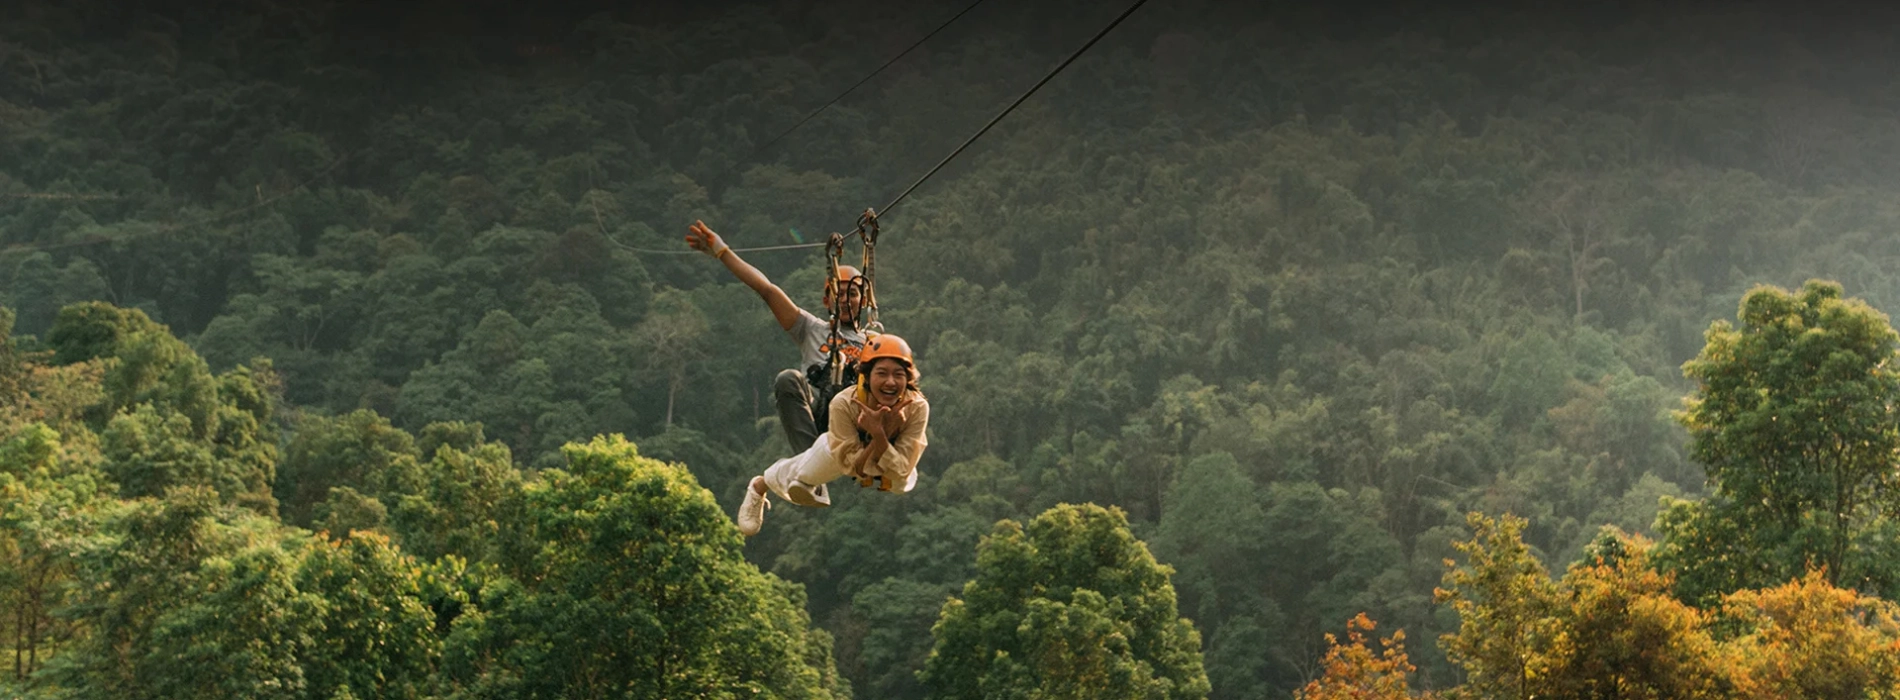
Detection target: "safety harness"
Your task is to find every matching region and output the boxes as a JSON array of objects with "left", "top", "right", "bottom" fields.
[{"left": 804, "top": 209, "right": 883, "bottom": 434}]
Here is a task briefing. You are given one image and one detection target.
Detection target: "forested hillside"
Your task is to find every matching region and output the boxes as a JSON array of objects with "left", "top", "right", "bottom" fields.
[{"left": 6, "top": 0, "right": 1900, "bottom": 697}]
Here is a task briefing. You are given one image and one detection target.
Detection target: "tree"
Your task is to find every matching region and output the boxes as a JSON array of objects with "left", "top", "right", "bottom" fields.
[
  {"left": 921, "top": 503, "right": 1211, "bottom": 700},
  {"left": 1721, "top": 570, "right": 1900, "bottom": 699},
  {"left": 275, "top": 409, "right": 422, "bottom": 527},
  {"left": 42, "top": 485, "right": 439, "bottom": 699},
  {"left": 44, "top": 302, "right": 280, "bottom": 513},
  {"left": 1520, "top": 175, "right": 1628, "bottom": 321},
  {"left": 396, "top": 310, "right": 553, "bottom": 456},
  {"left": 131, "top": 524, "right": 324, "bottom": 699},
  {"left": 295, "top": 531, "right": 441, "bottom": 700},
  {"left": 218, "top": 253, "right": 365, "bottom": 353},
  {"left": 439, "top": 435, "right": 847, "bottom": 698},
  {"left": 1437, "top": 515, "right": 1738, "bottom": 700},
  {"left": 1536, "top": 531, "right": 1730, "bottom": 700},
  {"left": 631, "top": 288, "right": 709, "bottom": 429},
  {"left": 0, "top": 424, "right": 103, "bottom": 685},
  {"left": 1486, "top": 329, "right": 1572, "bottom": 429},
  {"left": 1156, "top": 453, "right": 1344, "bottom": 697},
  {"left": 1296, "top": 614, "right": 1429, "bottom": 700},
  {"left": 389, "top": 432, "right": 521, "bottom": 563},
  {"left": 0, "top": 309, "right": 108, "bottom": 687},
  {"left": 0, "top": 307, "right": 108, "bottom": 437},
  {"left": 99, "top": 404, "right": 222, "bottom": 500},
  {"left": 850, "top": 577, "right": 961, "bottom": 700},
  {"left": 1669, "top": 280, "right": 1900, "bottom": 596},
  {"left": 1434, "top": 513, "right": 1560, "bottom": 700},
  {"left": 45, "top": 302, "right": 219, "bottom": 427},
  {"left": 1154, "top": 452, "right": 1268, "bottom": 625}
]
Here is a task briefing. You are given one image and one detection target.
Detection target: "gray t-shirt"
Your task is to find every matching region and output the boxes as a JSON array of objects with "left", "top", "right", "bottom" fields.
[{"left": 789, "top": 309, "right": 865, "bottom": 371}]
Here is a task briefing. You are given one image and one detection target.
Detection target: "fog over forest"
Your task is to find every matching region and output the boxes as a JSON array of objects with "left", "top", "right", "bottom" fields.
[{"left": 6, "top": 0, "right": 1900, "bottom": 697}]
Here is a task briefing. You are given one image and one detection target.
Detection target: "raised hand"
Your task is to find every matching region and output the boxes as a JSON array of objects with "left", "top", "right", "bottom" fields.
[
  {"left": 881, "top": 398, "right": 912, "bottom": 436},
  {"left": 685, "top": 220, "right": 727, "bottom": 257},
  {"left": 853, "top": 400, "right": 890, "bottom": 441}
]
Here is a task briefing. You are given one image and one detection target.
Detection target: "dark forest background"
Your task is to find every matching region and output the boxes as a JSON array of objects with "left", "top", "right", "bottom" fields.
[{"left": 6, "top": 0, "right": 1900, "bottom": 697}]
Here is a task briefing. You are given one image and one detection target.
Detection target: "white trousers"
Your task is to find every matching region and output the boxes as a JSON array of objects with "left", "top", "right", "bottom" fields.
[{"left": 761, "top": 433, "right": 916, "bottom": 506}]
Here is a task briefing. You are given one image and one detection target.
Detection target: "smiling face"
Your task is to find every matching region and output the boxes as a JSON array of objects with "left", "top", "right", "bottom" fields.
[
  {"left": 865, "top": 357, "right": 911, "bottom": 408},
  {"left": 824, "top": 277, "right": 864, "bottom": 325},
  {"left": 834, "top": 283, "right": 863, "bottom": 324}
]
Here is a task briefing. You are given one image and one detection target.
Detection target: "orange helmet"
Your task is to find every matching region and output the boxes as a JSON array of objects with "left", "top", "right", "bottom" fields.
[
  {"left": 854, "top": 333, "right": 921, "bottom": 402},
  {"left": 824, "top": 265, "right": 863, "bottom": 303},
  {"left": 858, "top": 333, "right": 913, "bottom": 368}
]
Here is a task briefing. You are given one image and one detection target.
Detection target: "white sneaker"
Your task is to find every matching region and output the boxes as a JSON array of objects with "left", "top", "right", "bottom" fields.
[
  {"left": 737, "top": 477, "right": 770, "bottom": 537},
  {"left": 785, "top": 481, "right": 831, "bottom": 508}
]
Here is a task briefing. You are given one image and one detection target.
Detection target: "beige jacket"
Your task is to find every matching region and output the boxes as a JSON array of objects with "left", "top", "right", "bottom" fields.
[{"left": 825, "top": 389, "right": 929, "bottom": 489}]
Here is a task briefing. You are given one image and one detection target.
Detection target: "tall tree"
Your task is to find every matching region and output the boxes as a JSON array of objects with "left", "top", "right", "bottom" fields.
[
  {"left": 921, "top": 503, "right": 1211, "bottom": 700},
  {"left": 1437, "top": 515, "right": 1733, "bottom": 700},
  {"left": 389, "top": 429, "right": 522, "bottom": 563},
  {"left": 631, "top": 288, "right": 710, "bottom": 429},
  {"left": 1435, "top": 513, "right": 1561, "bottom": 700},
  {"left": 439, "top": 435, "right": 847, "bottom": 698},
  {"left": 0, "top": 425, "right": 103, "bottom": 685},
  {"left": 45, "top": 302, "right": 281, "bottom": 513},
  {"left": 1663, "top": 280, "right": 1900, "bottom": 599},
  {"left": 1535, "top": 532, "right": 1730, "bottom": 700}
]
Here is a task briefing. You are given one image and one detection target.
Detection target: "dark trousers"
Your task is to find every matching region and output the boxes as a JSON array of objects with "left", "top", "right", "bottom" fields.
[{"left": 774, "top": 369, "right": 822, "bottom": 452}]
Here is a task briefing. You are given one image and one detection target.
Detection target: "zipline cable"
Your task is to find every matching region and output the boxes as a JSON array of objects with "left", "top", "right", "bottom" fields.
[
  {"left": 808, "top": 0, "right": 1154, "bottom": 348},
  {"left": 677, "top": 0, "right": 1154, "bottom": 256},
  {"left": 639, "top": 0, "right": 1155, "bottom": 257},
  {"left": 743, "top": 0, "right": 993, "bottom": 166},
  {"left": 876, "top": 0, "right": 1153, "bottom": 217},
  {"left": 603, "top": 0, "right": 993, "bottom": 256}
]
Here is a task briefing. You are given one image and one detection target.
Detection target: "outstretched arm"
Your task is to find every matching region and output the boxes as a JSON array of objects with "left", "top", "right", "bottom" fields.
[{"left": 686, "top": 220, "right": 802, "bottom": 331}]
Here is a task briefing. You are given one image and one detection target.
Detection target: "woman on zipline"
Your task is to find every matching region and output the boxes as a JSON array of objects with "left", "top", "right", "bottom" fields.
[{"left": 737, "top": 333, "right": 928, "bottom": 536}]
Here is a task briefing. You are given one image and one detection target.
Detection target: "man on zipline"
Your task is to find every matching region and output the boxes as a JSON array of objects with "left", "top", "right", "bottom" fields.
[{"left": 686, "top": 219, "right": 867, "bottom": 452}]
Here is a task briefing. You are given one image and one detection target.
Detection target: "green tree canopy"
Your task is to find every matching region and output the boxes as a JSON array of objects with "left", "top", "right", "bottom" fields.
[
  {"left": 43, "top": 486, "right": 439, "bottom": 699},
  {"left": 440, "top": 435, "right": 847, "bottom": 698},
  {"left": 1660, "top": 280, "right": 1900, "bottom": 601},
  {"left": 922, "top": 503, "right": 1210, "bottom": 700}
]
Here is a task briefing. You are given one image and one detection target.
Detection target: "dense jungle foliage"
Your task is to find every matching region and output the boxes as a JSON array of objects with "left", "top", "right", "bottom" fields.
[{"left": 6, "top": 0, "right": 1900, "bottom": 697}]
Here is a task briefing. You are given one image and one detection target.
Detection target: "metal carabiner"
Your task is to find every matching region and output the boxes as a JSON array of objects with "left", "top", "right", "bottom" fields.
[{"left": 857, "top": 208, "right": 880, "bottom": 244}]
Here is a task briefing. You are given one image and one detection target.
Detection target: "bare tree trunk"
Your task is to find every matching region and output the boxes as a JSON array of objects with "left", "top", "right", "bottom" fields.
[
  {"left": 1832, "top": 458, "right": 1850, "bottom": 586},
  {"left": 13, "top": 594, "right": 22, "bottom": 680},
  {"left": 1527, "top": 176, "right": 1612, "bottom": 322},
  {"left": 1761, "top": 85, "right": 1844, "bottom": 186},
  {"left": 28, "top": 561, "right": 46, "bottom": 677},
  {"left": 666, "top": 370, "right": 682, "bottom": 428},
  {"left": 1572, "top": 242, "right": 1587, "bottom": 319},
  {"left": 24, "top": 600, "right": 34, "bottom": 678}
]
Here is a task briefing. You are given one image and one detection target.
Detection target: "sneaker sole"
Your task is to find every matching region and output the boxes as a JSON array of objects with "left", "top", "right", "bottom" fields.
[{"left": 786, "top": 482, "right": 830, "bottom": 508}]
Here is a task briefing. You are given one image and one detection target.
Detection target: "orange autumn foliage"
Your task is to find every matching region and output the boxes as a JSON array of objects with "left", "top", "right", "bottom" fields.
[
  {"left": 1722, "top": 570, "right": 1900, "bottom": 700},
  {"left": 1297, "top": 613, "right": 1432, "bottom": 700}
]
